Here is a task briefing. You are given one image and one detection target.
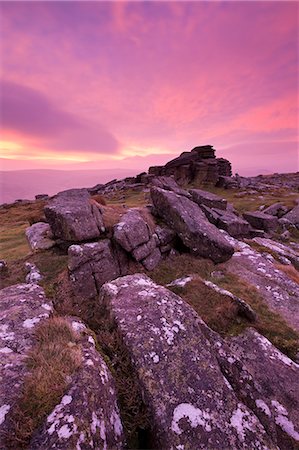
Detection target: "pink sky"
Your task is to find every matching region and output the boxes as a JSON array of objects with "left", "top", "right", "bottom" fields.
[{"left": 0, "top": 1, "right": 298, "bottom": 176}]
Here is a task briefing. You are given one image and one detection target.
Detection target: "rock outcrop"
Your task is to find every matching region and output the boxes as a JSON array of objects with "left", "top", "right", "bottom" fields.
[
  {"left": 243, "top": 211, "right": 279, "bottom": 233},
  {"left": 100, "top": 274, "right": 273, "bottom": 449},
  {"left": 44, "top": 189, "right": 105, "bottom": 242},
  {"left": 149, "top": 145, "right": 232, "bottom": 185},
  {"left": 151, "top": 186, "right": 234, "bottom": 263}
]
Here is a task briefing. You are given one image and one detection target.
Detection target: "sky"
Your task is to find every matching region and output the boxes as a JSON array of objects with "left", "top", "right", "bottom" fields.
[{"left": 0, "top": 0, "right": 298, "bottom": 176}]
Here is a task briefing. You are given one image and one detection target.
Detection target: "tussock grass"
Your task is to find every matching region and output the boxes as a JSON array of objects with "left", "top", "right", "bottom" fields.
[
  {"left": 91, "top": 193, "right": 107, "bottom": 205},
  {"left": 217, "top": 272, "right": 299, "bottom": 359},
  {"left": 150, "top": 253, "right": 299, "bottom": 359},
  {"left": 5, "top": 318, "right": 82, "bottom": 449}
]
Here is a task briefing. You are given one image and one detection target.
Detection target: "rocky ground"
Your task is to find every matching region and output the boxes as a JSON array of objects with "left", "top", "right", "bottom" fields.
[{"left": 0, "top": 146, "right": 299, "bottom": 449}]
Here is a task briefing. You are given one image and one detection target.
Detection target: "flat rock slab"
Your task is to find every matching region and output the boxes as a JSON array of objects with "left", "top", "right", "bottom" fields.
[
  {"left": 100, "top": 274, "right": 271, "bottom": 449},
  {"left": 150, "top": 187, "right": 234, "bottom": 263},
  {"left": 190, "top": 188, "right": 227, "bottom": 210},
  {"left": 243, "top": 211, "right": 278, "bottom": 232},
  {"left": 44, "top": 188, "right": 104, "bottom": 242},
  {"left": 0, "top": 284, "right": 54, "bottom": 443},
  {"left": 25, "top": 222, "right": 55, "bottom": 251},
  {"left": 30, "top": 318, "right": 125, "bottom": 450},
  {"left": 222, "top": 233, "right": 299, "bottom": 332},
  {"left": 253, "top": 237, "right": 299, "bottom": 269}
]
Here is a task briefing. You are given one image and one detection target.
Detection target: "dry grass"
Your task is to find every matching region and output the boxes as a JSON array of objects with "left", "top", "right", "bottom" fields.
[
  {"left": 53, "top": 276, "right": 151, "bottom": 449},
  {"left": 217, "top": 272, "right": 299, "bottom": 359},
  {"left": 5, "top": 317, "right": 82, "bottom": 449},
  {"left": 91, "top": 194, "right": 107, "bottom": 205},
  {"left": 275, "top": 264, "right": 299, "bottom": 284},
  {"left": 107, "top": 189, "right": 149, "bottom": 208}
]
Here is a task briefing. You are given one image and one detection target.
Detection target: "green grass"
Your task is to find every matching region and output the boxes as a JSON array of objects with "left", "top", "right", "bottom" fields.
[{"left": 0, "top": 223, "right": 30, "bottom": 261}]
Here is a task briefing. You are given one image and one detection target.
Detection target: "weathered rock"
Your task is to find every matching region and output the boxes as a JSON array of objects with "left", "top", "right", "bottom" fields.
[
  {"left": 253, "top": 237, "right": 299, "bottom": 270},
  {"left": 263, "top": 203, "right": 289, "bottom": 218},
  {"left": 213, "top": 329, "right": 299, "bottom": 449},
  {"left": 243, "top": 211, "right": 279, "bottom": 232},
  {"left": 35, "top": 194, "right": 49, "bottom": 200},
  {"left": 149, "top": 145, "right": 232, "bottom": 185},
  {"left": 222, "top": 232, "right": 299, "bottom": 332},
  {"left": 0, "top": 284, "right": 54, "bottom": 443},
  {"left": 132, "top": 235, "right": 157, "bottom": 261},
  {"left": 113, "top": 209, "right": 151, "bottom": 252},
  {"left": 151, "top": 187, "right": 234, "bottom": 263},
  {"left": 100, "top": 274, "right": 272, "bottom": 449},
  {"left": 30, "top": 318, "right": 125, "bottom": 450},
  {"left": 25, "top": 262, "right": 43, "bottom": 284},
  {"left": 155, "top": 226, "right": 176, "bottom": 246},
  {"left": 68, "top": 240, "right": 128, "bottom": 300},
  {"left": 190, "top": 188, "right": 227, "bottom": 210},
  {"left": 141, "top": 247, "right": 161, "bottom": 270},
  {"left": 151, "top": 176, "right": 191, "bottom": 198},
  {"left": 283, "top": 204, "right": 299, "bottom": 228},
  {"left": 217, "top": 212, "right": 251, "bottom": 238},
  {"left": 44, "top": 189, "right": 105, "bottom": 242},
  {"left": 25, "top": 222, "right": 55, "bottom": 251}
]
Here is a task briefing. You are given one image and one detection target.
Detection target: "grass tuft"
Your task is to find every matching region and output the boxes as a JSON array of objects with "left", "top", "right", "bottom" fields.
[{"left": 5, "top": 317, "right": 82, "bottom": 449}]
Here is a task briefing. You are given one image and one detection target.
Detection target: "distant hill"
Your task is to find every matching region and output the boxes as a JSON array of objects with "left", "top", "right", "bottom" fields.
[{"left": 0, "top": 168, "right": 136, "bottom": 204}]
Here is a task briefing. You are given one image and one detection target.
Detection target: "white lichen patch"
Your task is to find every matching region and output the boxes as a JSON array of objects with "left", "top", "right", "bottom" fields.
[
  {"left": 0, "top": 324, "right": 15, "bottom": 341},
  {"left": 71, "top": 321, "right": 86, "bottom": 332},
  {"left": 88, "top": 336, "right": 95, "bottom": 346},
  {"left": 57, "top": 424, "right": 73, "bottom": 439},
  {"left": 149, "top": 352, "right": 160, "bottom": 363},
  {"left": 41, "top": 303, "right": 52, "bottom": 311},
  {"left": 23, "top": 317, "right": 41, "bottom": 328},
  {"left": 0, "top": 346, "right": 13, "bottom": 354},
  {"left": 167, "top": 276, "right": 194, "bottom": 288},
  {"left": 171, "top": 403, "right": 212, "bottom": 435},
  {"left": 230, "top": 403, "right": 260, "bottom": 442},
  {"left": 0, "top": 404, "right": 10, "bottom": 425},
  {"left": 257, "top": 334, "right": 298, "bottom": 368},
  {"left": 255, "top": 400, "right": 271, "bottom": 417},
  {"left": 271, "top": 400, "right": 299, "bottom": 441}
]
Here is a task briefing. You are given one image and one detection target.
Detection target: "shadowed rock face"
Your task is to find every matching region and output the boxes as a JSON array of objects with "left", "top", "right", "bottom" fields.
[
  {"left": 44, "top": 189, "right": 105, "bottom": 242},
  {"left": 100, "top": 274, "right": 272, "bottom": 449},
  {"left": 30, "top": 318, "right": 125, "bottom": 450},
  {"left": 243, "top": 211, "right": 279, "bottom": 232},
  {"left": 68, "top": 240, "right": 128, "bottom": 300},
  {"left": 150, "top": 186, "right": 234, "bottom": 263},
  {"left": 283, "top": 204, "right": 299, "bottom": 228},
  {"left": 190, "top": 188, "right": 227, "bottom": 210},
  {"left": 0, "top": 284, "right": 54, "bottom": 443}
]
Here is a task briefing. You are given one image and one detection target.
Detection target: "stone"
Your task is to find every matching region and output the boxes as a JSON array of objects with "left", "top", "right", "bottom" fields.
[
  {"left": 243, "top": 211, "right": 279, "bottom": 232},
  {"left": 151, "top": 187, "right": 234, "bottom": 263},
  {"left": 30, "top": 318, "right": 125, "bottom": 450},
  {"left": 190, "top": 188, "right": 227, "bottom": 210},
  {"left": 221, "top": 232, "right": 299, "bottom": 332},
  {"left": 141, "top": 247, "right": 161, "bottom": 270},
  {"left": 263, "top": 203, "right": 289, "bottom": 217},
  {"left": 154, "top": 226, "right": 176, "bottom": 246},
  {"left": 25, "top": 262, "right": 43, "bottom": 284},
  {"left": 217, "top": 212, "right": 251, "bottom": 238},
  {"left": 151, "top": 176, "right": 190, "bottom": 198},
  {"left": 252, "top": 237, "right": 299, "bottom": 270},
  {"left": 132, "top": 236, "right": 157, "bottom": 261},
  {"left": 213, "top": 329, "right": 299, "bottom": 449},
  {"left": 68, "top": 240, "right": 128, "bottom": 300},
  {"left": 44, "top": 189, "right": 105, "bottom": 242},
  {"left": 283, "top": 204, "right": 299, "bottom": 228},
  {"left": 113, "top": 209, "right": 151, "bottom": 252},
  {"left": 99, "top": 274, "right": 272, "bottom": 449},
  {"left": 0, "top": 284, "right": 54, "bottom": 443},
  {"left": 35, "top": 194, "right": 49, "bottom": 200},
  {"left": 25, "top": 222, "right": 55, "bottom": 251}
]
